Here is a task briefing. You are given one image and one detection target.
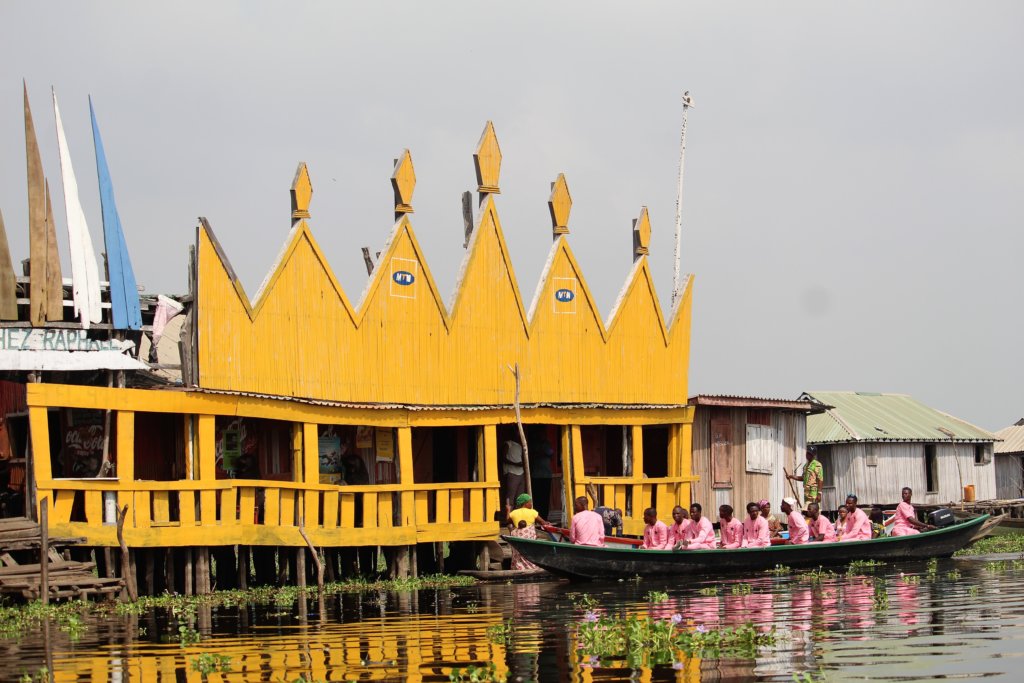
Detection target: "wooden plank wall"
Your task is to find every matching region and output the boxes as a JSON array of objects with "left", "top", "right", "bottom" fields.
[
  {"left": 196, "top": 197, "right": 692, "bottom": 406},
  {"left": 995, "top": 454, "right": 1024, "bottom": 500},
  {"left": 820, "top": 442, "right": 998, "bottom": 511}
]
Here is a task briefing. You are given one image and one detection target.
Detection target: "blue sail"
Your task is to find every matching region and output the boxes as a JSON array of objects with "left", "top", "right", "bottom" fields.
[{"left": 90, "top": 98, "right": 142, "bottom": 330}]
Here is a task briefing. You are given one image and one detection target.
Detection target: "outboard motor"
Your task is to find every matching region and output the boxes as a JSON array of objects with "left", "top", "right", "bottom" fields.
[{"left": 928, "top": 508, "right": 956, "bottom": 528}]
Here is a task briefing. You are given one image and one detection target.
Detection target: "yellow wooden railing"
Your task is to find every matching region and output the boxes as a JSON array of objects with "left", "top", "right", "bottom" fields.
[
  {"left": 580, "top": 475, "right": 697, "bottom": 535},
  {"left": 38, "top": 479, "right": 500, "bottom": 548}
]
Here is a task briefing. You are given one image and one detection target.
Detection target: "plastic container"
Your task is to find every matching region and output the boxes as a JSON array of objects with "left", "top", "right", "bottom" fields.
[{"left": 964, "top": 484, "right": 976, "bottom": 502}]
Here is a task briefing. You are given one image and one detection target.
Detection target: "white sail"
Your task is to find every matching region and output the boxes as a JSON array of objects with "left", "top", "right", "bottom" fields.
[{"left": 53, "top": 89, "right": 102, "bottom": 328}]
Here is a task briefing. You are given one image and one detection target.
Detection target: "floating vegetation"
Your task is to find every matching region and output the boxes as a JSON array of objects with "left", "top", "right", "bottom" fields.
[
  {"left": 848, "top": 559, "right": 885, "bottom": 574},
  {"left": 899, "top": 573, "right": 921, "bottom": 585},
  {"left": 730, "top": 583, "right": 753, "bottom": 596},
  {"left": 189, "top": 652, "right": 232, "bottom": 677},
  {"left": 645, "top": 590, "right": 669, "bottom": 603},
  {"left": 871, "top": 578, "right": 889, "bottom": 611},
  {"left": 797, "top": 567, "right": 838, "bottom": 584},
  {"left": 926, "top": 558, "right": 939, "bottom": 579},
  {"left": 697, "top": 586, "right": 719, "bottom": 596},
  {"left": 486, "top": 619, "right": 513, "bottom": 645},
  {"left": 945, "top": 569, "right": 962, "bottom": 581},
  {"left": 984, "top": 560, "right": 1008, "bottom": 572},
  {"left": 954, "top": 534, "right": 1024, "bottom": 556},
  {"left": 449, "top": 662, "right": 505, "bottom": 682},
  {"left": 568, "top": 592, "right": 598, "bottom": 610},
  {"left": 576, "top": 612, "right": 774, "bottom": 666},
  {"left": 0, "top": 601, "right": 91, "bottom": 639},
  {"left": 766, "top": 564, "right": 791, "bottom": 576}
]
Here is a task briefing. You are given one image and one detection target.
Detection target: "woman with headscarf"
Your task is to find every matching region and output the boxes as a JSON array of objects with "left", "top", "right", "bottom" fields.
[
  {"left": 759, "top": 499, "right": 783, "bottom": 539},
  {"left": 506, "top": 493, "right": 550, "bottom": 570}
]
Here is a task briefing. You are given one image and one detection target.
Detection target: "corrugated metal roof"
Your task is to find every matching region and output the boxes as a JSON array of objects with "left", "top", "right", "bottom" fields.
[
  {"left": 803, "top": 391, "right": 997, "bottom": 444},
  {"left": 181, "top": 387, "right": 688, "bottom": 411},
  {"left": 995, "top": 420, "right": 1024, "bottom": 454},
  {"left": 688, "top": 394, "right": 828, "bottom": 413}
]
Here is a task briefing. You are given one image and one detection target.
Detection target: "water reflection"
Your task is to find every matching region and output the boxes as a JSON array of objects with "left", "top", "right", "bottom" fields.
[{"left": 2, "top": 557, "right": 1024, "bottom": 681}]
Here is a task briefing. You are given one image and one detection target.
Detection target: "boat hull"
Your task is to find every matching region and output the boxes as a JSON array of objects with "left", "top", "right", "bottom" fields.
[{"left": 504, "top": 515, "right": 988, "bottom": 580}]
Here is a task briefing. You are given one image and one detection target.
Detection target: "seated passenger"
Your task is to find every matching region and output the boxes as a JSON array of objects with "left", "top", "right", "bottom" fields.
[
  {"left": 678, "top": 503, "right": 715, "bottom": 550},
  {"left": 759, "top": 499, "right": 783, "bottom": 539},
  {"left": 718, "top": 504, "right": 743, "bottom": 549},
  {"left": 834, "top": 506, "right": 848, "bottom": 540},
  {"left": 741, "top": 502, "right": 771, "bottom": 548},
  {"left": 887, "top": 486, "right": 934, "bottom": 536},
  {"left": 640, "top": 507, "right": 671, "bottom": 549},
  {"left": 568, "top": 496, "right": 605, "bottom": 547},
  {"left": 839, "top": 494, "right": 873, "bottom": 542},
  {"left": 806, "top": 502, "right": 836, "bottom": 542},
  {"left": 781, "top": 497, "right": 809, "bottom": 545},
  {"left": 668, "top": 505, "right": 692, "bottom": 547}
]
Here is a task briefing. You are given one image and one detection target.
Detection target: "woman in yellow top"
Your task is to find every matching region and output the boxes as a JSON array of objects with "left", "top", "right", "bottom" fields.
[{"left": 506, "top": 493, "right": 550, "bottom": 570}]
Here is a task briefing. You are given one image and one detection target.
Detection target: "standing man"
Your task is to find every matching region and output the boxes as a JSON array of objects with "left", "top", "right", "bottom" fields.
[
  {"left": 502, "top": 439, "right": 525, "bottom": 507},
  {"left": 569, "top": 496, "right": 605, "bottom": 547},
  {"left": 788, "top": 447, "right": 824, "bottom": 506}
]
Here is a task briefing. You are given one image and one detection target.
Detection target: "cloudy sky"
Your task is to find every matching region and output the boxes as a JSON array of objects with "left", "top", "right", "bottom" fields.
[{"left": 1, "top": 2, "right": 1021, "bottom": 430}]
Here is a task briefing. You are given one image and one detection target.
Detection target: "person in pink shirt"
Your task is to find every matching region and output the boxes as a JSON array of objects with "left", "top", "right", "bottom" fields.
[
  {"left": 886, "top": 487, "right": 934, "bottom": 536},
  {"left": 667, "top": 505, "right": 692, "bottom": 547},
  {"left": 569, "top": 496, "right": 605, "bottom": 547},
  {"left": 840, "top": 494, "right": 873, "bottom": 542},
  {"left": 781, "top": 497, "right": 809, "bottom": 545},
  {"left": 718, "top": 504, "right": 744, "bottom": 549},
  {"left": 678, "top": 503, "right": 716, "bottom": 549},
  {"left": 806, "top": 502, "right": 836, "bottom": 542},
  {"left": 640, "top": 508, "right": 671, "bottom": 549},
  {"left": 741, "top": 502, "right": 770, "bottom": 548}
]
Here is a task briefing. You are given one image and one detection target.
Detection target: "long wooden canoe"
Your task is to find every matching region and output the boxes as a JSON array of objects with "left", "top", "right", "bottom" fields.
[{"left": 504, "top": 514, "right": 988, "bottom": 580}]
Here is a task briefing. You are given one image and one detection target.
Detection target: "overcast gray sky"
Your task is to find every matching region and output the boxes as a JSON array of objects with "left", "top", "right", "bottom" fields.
[{"left": 2, "top": 2, "right": 1022, "bottom": 431}]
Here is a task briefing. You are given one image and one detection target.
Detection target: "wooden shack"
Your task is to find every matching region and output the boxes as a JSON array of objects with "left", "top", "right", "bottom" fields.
[
  {"left": 688, "top": 395, "right": 823, "bottom": 512},
  {"left": 993, "top": 419, "right": 1024, "bottom": 500},
  {"left": 803, "top": 391, "right": 998, "bottom": 511},
  {"left": 23, "top": 122, "right": 697, "bottom": 582}
]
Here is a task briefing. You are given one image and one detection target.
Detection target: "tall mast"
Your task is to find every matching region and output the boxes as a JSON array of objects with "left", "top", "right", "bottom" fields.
[{"left": 671, "top": 91, "right": 695, "bottom": 308}]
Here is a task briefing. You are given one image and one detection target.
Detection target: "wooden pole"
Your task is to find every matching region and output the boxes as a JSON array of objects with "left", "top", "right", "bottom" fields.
[
  {"left": 39, "top": 498, "right": 48, "bottom": 605},
  {"left": 462, "top": 191, "right": 474, "bottom": 247},
  {"left": 510, "top": 363, "right": 532, "bottom": 496},
  {"left": 116, "top": 504, "right": 137, "bottom": 601},
  {"left": 782, "top": 467, "right": 802, "bottom": 503},
  {"left": 184, "top": 548, "right": 193, "bottom": 596},
  {"left": 298, "top": 526, "right": 324, "bottom": 593}
]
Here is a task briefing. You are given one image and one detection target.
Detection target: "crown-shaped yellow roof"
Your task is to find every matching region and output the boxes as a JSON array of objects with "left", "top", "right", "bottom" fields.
[{"left": 197, "top": 123, "right": 692, "bottom": 406}]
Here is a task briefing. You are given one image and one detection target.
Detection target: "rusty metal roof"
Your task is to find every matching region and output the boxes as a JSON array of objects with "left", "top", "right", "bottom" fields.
[
  {"left": 804, "top": 391, "right": 998, "bottom": 444},
  {"left": 995, "top": 419, "right": 1024, "bottom": 454},
  {"left": 178, "top": 387, "right": 688, "bottom": 411},
  {"left": 688, "top": 394, "right": 828, "bottom": 413}
]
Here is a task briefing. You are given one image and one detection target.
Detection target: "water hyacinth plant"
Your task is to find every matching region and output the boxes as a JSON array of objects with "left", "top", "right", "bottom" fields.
[{"left": 575, "top": 612, "right": 774, "bottom": 667}]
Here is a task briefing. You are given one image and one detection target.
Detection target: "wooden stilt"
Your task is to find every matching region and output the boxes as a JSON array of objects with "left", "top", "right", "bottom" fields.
[
  {"left": 237, "top": 546, "right": 248, "bottom": 591},
  {"left": 165, "top": 549, "right": 175, "bottom": 595},
  {"left": 296, "top": 547, "right": 307, "bottom": 589},
  {"left": 116, "top": 505, "right": 137, "bottom": 601},
  {"left": 184, "top": 548, "right": 193, "bottom": 596},
  {"left": 144, "top": 550, "right": 155, "bottom": 597},
  {"left": 103, "top": 548, "right": 114, "bottom": 579}
]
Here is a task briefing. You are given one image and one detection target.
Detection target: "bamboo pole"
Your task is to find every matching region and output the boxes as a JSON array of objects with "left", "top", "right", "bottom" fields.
[{"left": 116, "top": 504, "right": 137, "bottom": 601}]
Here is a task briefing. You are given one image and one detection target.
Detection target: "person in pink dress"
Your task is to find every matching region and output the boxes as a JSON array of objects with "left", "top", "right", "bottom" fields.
[
  {"left": 569, "top": 496, "right": 605, "bottom": 547},
  {"left": 886, "top": 487, "right": 934, "bottom": 536},
  {"left": 678, "top": 503, "right": 715, "bottom": 549},
  {"left": 741, "top": 502, "right": 770, "bottom": 548},
  {"left": 718, "top": 504, "right": 744, "bottom": 549},
  {"left": 640, "top": 507, "right": 671, "bottom": 549},
  {"left": 840, "top": 494, "right": 873, "bottom": 541},
  {"left": 806, "top": 502, "right": 836, "bottom": 542},
  {"left": 781, "top": 497, "right": 809, "bottom": 545},
  {"left": 667, "top": 505, "right": 692, "bottom": 547}
]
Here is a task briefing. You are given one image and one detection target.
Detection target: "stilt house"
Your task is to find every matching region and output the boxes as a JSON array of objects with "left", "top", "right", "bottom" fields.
[{"left": 993, "top": 419, "right": 1024, "bottom": 500}]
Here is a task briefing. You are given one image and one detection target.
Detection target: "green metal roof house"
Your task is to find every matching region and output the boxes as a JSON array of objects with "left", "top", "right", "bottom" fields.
[{"left": 801, "top": 392, "right": 998, "bottom": 509}]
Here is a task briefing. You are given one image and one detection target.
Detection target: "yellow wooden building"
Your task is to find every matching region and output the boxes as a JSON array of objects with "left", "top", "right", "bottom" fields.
[{"left": 27, "top": 122, "right": 695, "bottom": 579}]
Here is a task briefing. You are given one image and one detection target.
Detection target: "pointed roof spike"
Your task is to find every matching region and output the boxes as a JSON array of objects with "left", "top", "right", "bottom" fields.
[
  {"left": 291, "top": 163, "right": 313, "bottom": 224},
  {"left": 391, "top": 149, "right": 416, "bottom": 215},
  {"left": 548, "top": 173, "right": 572, "bottom": 239},
  {"left": 0, "top": 208, "right": 17, "bottom": 319},
  {"left": 473, "top": 121, "right": 502, "bottom": 195},
  {"left": 633, "top": 207, "right": 651, "bottom": 261},
  {"left": 91, "top": 96, "right": 143, "bottom": 330}
]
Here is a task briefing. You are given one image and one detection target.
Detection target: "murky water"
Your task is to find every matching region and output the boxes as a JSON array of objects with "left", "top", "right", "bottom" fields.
[{"left": 3, "top": 555, "right": 1024, "bottom": 682}]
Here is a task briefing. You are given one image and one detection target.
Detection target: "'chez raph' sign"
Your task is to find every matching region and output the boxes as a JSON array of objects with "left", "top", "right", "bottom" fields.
[{"left": 0, "top": 328, "right": 134, "bottom": 353}]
